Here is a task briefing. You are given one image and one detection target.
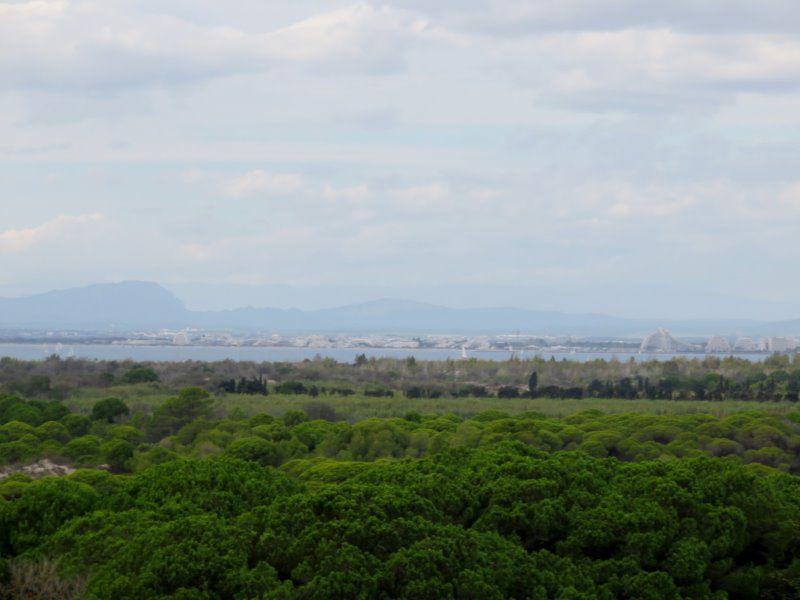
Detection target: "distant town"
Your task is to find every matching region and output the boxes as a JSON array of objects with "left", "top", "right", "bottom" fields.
[{"left": 1, "top": 327, "right": 797, "bottom": 356}]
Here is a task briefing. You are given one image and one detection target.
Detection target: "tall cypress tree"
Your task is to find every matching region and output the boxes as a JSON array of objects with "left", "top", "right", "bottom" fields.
[{"left": 528, "top": 371, "right": 538, "bottom": 398}]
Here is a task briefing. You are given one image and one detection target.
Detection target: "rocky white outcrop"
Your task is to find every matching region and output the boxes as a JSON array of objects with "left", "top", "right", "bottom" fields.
[{"left": 0, "top": 459, "right": 75, "bottom": 480}]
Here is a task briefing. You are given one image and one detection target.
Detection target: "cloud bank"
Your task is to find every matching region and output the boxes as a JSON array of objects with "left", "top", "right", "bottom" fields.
[{"left": 1, "top": 0, "right": 799, "bottom": 318}]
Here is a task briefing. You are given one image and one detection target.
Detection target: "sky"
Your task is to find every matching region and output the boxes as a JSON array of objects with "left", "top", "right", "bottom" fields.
[{"left": 1, "top": 0, "right": 800, "bottom": 319}]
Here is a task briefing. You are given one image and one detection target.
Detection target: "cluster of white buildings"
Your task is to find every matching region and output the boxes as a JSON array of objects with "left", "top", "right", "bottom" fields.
[
  {"left": 726, "top": 336, "right": 797, "bottom": 353},
  {"left": 705, "top": 335, "right": 798, "bottom": 353},
  {"left": 640, "top": 328, "right": 798, "bottom": 354},
  {"left": 115, "top": 328, "right": 800, "bottom": 355}
]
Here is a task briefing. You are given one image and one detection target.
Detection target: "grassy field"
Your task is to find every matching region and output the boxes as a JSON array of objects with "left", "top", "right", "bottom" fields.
[
  {"left": 64, "top": 385, "right": 800, "bottom": 421},
  {"left": 211, "top": 394, "right": 799, "bottom": 420}
]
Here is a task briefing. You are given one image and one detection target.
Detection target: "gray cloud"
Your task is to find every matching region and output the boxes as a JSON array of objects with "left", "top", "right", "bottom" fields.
[{"left": 392, "top": 0, "right": 800, "bottom": 35}]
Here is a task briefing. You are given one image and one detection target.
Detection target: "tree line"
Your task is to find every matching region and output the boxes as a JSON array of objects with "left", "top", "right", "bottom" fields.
[{"left": 5, "top": 353, "right": 800, "bottom": 402}]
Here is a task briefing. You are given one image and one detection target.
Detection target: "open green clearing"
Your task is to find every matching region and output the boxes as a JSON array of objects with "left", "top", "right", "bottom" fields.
[{"left": 65, "top": 386, "right": 800, "bottom": 421}]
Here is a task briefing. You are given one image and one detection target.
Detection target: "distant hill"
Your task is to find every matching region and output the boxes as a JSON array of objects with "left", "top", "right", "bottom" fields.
[
  {"left": 0, "top": 281, "right": 795, "bottom": 336},
  {"left": 0, "top": 281, "right": 189, "bottom": 330}
]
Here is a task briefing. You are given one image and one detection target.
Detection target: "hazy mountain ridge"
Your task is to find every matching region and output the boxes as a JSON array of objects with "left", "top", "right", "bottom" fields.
[
  {"left": 0, "top": 281, "right": 795, "bottom": 336},
  {"left": 0, "top": 281, "right": 189, "bottom": 330}
]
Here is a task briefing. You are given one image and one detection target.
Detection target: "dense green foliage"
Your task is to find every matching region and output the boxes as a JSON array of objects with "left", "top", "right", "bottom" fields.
[
  {"left": 3, "top": 359, "right": 800, "bottom": 598},
  {"left": 4, "top": 390, "right": 800, "bottom": 473},
  {"left": 90, "top": 397, "right": 129, "bottom": 423},
  {"left": 121, "top": 365, "right": 159, "bottom": 385},
  {"left": 3, "top": 448, "right": 800, "bottom": 597}
]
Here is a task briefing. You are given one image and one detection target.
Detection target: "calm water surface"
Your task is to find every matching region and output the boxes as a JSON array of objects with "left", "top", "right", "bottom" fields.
[{"left": 0, "top": 343, "right": 771, "bottom": 363}]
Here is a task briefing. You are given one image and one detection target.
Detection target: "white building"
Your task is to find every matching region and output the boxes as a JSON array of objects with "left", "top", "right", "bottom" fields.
[
  {"left": 640, "top": 328, "right": 682, "bottom": 353},
  {"left": 733, "top": 337, "right": 757, "bottom": 352},
  {"left": 705, "top": 336, "right": 732, "bottom": 353},
  {"left": 172, "top": 331, "right": 191, "bottom": 346},
  {"left": 767, "top": 337, "right": 797, "bottom": 352}
]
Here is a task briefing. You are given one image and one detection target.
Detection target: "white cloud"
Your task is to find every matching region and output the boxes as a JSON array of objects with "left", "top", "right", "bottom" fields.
[
  {"left": 0, "top": 0, "right": 68, "bottom": 22},
  {"left": 323, "top": 184, "right": 371, "bottom": 205},
  {"left": 321, "top": 181, "right": 500, "bottom": 217},
  {"left": 0, "top": 1, "right": 437, "bottom": 89},
  {"left": 0, "top": 213, "right": 105, "bottom": 255},
  {"left": 223, "top": 170, "right": 305, "bottom": 197},
  {"left": 264, "top": 4, "right": 432, "bottom": 72},
  {"left": 585, "top": 182, "right": 698, "bottom": 219},
  {"left": 176, "top": 225, "right": 324, "bottom": 267},
  {"left": 489, "top": 28, "right": 800, "bottom": 111},
  {"left": 388, "top": 183, "right": 453, "bottom": 212},
  {"left": 177, "top": 242, "right": 216, "bottom": 262}
]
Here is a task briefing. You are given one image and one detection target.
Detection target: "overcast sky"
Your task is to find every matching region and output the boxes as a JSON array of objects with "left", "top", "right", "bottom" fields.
[{"left": 1, "top": 1, "right": 800, "bottom": 318}]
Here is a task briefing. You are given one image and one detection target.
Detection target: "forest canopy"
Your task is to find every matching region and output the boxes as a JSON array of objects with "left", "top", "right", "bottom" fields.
[{"left": 2, "top": 359, "right": 800, "bottom": 597}]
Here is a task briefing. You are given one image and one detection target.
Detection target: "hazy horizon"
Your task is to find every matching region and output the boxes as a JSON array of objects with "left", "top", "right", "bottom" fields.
[{"left": 0, "top": 279, "right": 798, "bottom": 323}]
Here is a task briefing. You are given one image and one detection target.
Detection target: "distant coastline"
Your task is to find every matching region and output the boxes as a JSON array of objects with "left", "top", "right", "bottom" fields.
[{"left": 0, "top": 342, "right": 775, "bottom": 363}]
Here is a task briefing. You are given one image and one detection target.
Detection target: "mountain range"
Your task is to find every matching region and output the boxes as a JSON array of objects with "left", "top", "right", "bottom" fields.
[{"left": 0, "top": 281, "right": 798, "bottom": 337}]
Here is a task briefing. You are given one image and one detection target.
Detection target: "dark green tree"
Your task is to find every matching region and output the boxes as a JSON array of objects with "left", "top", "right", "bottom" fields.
[
  {"left": 91, "top": 398, "right": 130, "bottom": 423},
  {"left": 149, "top": 387, "right": 214, "bottom": 439},
  {"left": 122, "top": 366, "right": 159, "bottom": 384}
]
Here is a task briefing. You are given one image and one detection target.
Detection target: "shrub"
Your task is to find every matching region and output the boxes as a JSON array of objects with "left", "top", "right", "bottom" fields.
[
  {"left": 63, "top": 436, "right": 104, "bottom": 464},
  {"left": 283, "top": 410, "right": 309, "bottom": 427},
  {"left": 5, "top": 558, "right": 86, "bottom": 599},
  {"left": 122, "top": 366, "right": 159, "bottom": 384},
  {"left": 226, "top": 437, "right": 276, "bottom": 466},
  {"left": 275, "top": 381, "right": 307, "bottom": 395},
  {"left": 60, "top": 415, "right": 91, "bottom": 437},
  {"left": 302, "top": 402, "right": 341, "bottom": 422},
  {"left": 363, "top": 385, "right": 394, "bottom": 398},
  {"left": 497, "top": 386, "right": 520, "bottom": 399},
  {"left": 101, "top": 439, "right": 135, "bottom": 471},
  {"left": 91, "top": 398, "right": 130, "bottom": 423}
]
